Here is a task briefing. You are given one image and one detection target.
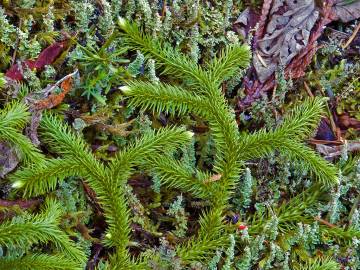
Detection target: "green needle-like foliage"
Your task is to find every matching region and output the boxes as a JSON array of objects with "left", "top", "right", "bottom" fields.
[
  {"left": 117, "top": 19, "right": 339, "bottom": 266},
  {"left": 207, "top": 44, "right": 252, "bottom": 84},
  {"left": 0, "top": 199, "right": 85, "bottom": 268},
  {"left": 11, "top": 111, "right": 192, "bottom": 269},
  {"left": 176, "top": 208, "right": 227, "bottom": 261},
  {"left": 0, "top": 102, "right": 44, "bottom": 164},
  {"left": 118, "top": 18, "right": 209, "bottom": 92},
  {"left": 320, "top": 226, "right": 360, "bottom": 244},
  {"left": 143, "top": 154, "right": 212, "bottom": 199},
  {"left": 0, "top": 254, "right": 84, "bottom": 270},
  {"left": 11, "top": 157, "right": 83, "bottom": 197},
  {"left": 125, "top": 81, "right": 208, "bottom": 116},
  {"left": 248, "top": 185, "right": 323, "bottom": 235},
  {"left": 294, "top": 257, "right": 340, "bottom": 270},
  {"left": 2, "top": 18, "right": 342, "bottom": 269}
]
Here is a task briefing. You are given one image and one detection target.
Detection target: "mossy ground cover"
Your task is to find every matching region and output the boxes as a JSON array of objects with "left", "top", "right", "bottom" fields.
[{"left": 0, "top": 1, "right": 359, "bottom": 269}]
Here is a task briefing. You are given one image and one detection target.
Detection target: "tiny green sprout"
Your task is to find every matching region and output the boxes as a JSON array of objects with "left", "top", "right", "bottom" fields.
[
  {"left": 118, "top": 17, "right": 126, "bottom": 28},
  {"left": 185, "top": 131, "right": 194, "bottom": 139},
  {"left": 12, "top": 180, "right": 24, "bottom": 189},
  {"left": 119, "top": 85, "right": 131, "bottom": 94}
]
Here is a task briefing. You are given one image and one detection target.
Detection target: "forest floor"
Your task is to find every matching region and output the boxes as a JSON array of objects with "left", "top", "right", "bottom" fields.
[{"left": 0, "top": 1, "right": 359, "bottom": 270}]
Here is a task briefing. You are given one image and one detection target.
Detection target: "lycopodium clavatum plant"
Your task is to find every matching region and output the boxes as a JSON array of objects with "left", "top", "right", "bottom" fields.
[{"left": 3, "top": 18, "right": 350, "bottom": 270}]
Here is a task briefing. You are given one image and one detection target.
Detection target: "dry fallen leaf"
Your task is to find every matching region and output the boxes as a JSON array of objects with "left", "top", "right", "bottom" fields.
[
  {"left": 25, "top": 70, "right": 78, "bottom": 145},
  {"left": 253, "top": 0, "right": 319, "bottom": 83},
  {"left": 5, "top": 41, "right": 67, "bottom": 81},
  {"left": 332, "top": 0, "right": 360, "bottom": 23},
  {"left": 238, "top": 0, "right": 335, "bottom": 110},
  {"left": 234, "top": 7, "right": 260, "bottom": 39},
  {"left": 32, "top": 76, "right": 73, "bottom": 110},
  {"left": 316, "top": 141, "right": 360, "bottom": 159}
]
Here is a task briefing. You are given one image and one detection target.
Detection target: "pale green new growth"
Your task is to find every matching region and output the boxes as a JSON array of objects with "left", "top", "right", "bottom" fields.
[{"left": 11, "top": 158, "right": 83, "bottom": 197}]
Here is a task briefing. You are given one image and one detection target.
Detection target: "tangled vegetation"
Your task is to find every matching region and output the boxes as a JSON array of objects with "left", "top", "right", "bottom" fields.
[{"left": 0, "top": 1, "right": 359, "bottom": 269}]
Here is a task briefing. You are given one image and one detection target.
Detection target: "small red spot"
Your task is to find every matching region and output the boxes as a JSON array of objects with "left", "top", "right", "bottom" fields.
[{"left": 238, "top": 224, "right": 247, "bottom": 230}]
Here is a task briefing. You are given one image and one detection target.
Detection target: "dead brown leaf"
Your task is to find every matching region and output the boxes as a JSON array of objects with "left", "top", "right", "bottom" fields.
[
  {"left": 253, "top": 0, "right": 319, "bottom": 83},
  {"left": 79, "top": 113, "right": 134, "bottom": 137},
  {"left": 26, "top": 70, "right": 78, "bottom": 111},
  {"left": 332, "top": 0, "right": 360, "bottom": 23},
  {"left": 5, "top": 41, "right": 67, "bottom": 81},
  {"left": 237, "top": 1, "right": 335, "bottom": 110},
  {"left": 24, "top": 70, "right": 78, "bottom": 145},
  {"left": 316, "top": 141, "right": 360, "bottom": 159},
  {"left": 234, "top": 7, "right": 260, "bottom": 38}
]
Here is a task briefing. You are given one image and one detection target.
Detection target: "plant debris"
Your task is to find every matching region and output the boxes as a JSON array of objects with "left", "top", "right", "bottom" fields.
[{"left": 0, "top": 142, "right": 19, "bottom": 178}]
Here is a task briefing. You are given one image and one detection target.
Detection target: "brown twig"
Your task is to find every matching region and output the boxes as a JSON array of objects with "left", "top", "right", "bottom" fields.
[
  {"left": 314, "top": 216, "right": 336, "bottom": 228},
  {"left": 11, "top": 19, "right": 22, "bottom": 65},
  {"left": 303, "top": 81, "right": 314, "bottom": 98},
  {"left": 308, "top": 139, "right": 343, "bottom": 145},
  {"left": 315, "top": 141, "right": 360, "bottom": 158},
  {"left": 82, "top": 181, "right": 103, "bottom": 214},
  {"left": 272, "top": 85, "right": 277, "bottom": 101},
  {"left": 161, "top": 0, "right": 167, "bottom": 18},
  {"left": 342, "top": 21, "right": 360, "bottom": 49},
  {"left": 0, "top": 198, "right": 42, "bottom": 209},
  {"left": 256, "top": 52, "right": 267, "bottom": 67},
  {"left": 203, "top": 174, "right": 222, "bottom": 184}
]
